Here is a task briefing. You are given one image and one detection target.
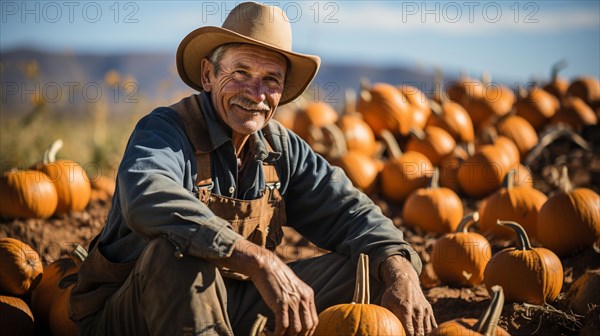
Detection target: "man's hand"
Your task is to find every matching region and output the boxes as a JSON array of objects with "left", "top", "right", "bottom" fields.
[
  {"left": 379, "top": 255, "right": 437, "bottom": 336},
  {"left": 215, "top": 239, "right": 318, "bottom": 336}
]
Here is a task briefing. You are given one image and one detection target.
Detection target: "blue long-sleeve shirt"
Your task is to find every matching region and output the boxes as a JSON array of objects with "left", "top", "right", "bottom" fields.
[{"left": 96, "top": 92, "right": 421, "bottom": 280}]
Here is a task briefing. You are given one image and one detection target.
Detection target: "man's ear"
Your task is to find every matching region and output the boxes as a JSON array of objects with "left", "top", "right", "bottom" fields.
[{"left": 200, "top": 58, "right": 213, "bottom": 92}]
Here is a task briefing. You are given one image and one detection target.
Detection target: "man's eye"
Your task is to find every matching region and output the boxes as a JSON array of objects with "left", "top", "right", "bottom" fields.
[
  {"left": 265, "top": 76, "right": 281, "bottom": 85},
  {"left": 234, "top": 70, "right": 250, "bottom": 77}
]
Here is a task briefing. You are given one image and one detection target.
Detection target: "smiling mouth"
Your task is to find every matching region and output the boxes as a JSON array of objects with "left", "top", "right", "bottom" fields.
[{"left": 233, "top": 104, "right": 267, "bottom": 114}]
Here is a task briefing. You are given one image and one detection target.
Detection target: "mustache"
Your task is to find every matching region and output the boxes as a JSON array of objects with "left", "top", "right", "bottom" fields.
[{"left": 230, "top": 96, "right": 270, "bottom": 112}]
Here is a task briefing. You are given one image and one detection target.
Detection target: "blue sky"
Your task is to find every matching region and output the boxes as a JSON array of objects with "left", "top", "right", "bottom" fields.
[{"left": 1, "top": 1, "right": 599, "bottom": 82}]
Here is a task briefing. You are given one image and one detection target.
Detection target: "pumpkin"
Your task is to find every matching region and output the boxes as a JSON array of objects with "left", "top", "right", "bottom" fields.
[
  {"left": 31, "top": 257, "right": 78, "bottom": 328},
  {"left": 90, "top": 175, "right": 116, "bottom": 202},
  {"left": 406, "top": 126, "right": 456, "bottom": 166},
  {"left": 324, "top": 124, "right": 381, "bottom": 193},
  {"left": 0, "top": 169, "right": 58, "bottom": 219},
  {"left": 551, "top": 96, "right": 598, "bottom": 132},
  {"left": 431, "top": 212, "right": 491, "bottom": 286},
  {"left": 292, "top": 101, "right": 339, "bottom": 143},
  {"left": 567, "top": 76, "right": 600, "bottom": 105},
  {"left": 479, "top": 170, "right": 547, "bottom": 240},
  {"left": 542, "top": 60, "right": 569, "bottom": 100},
  {"left": 459, "top": 74, "right": 514, "bottom": 130},
  {"left": 357, "top": 82, "right": 412, "bottom": 136},
  {"left": 338, "top": 89, "right": 379, "bottom": 157},
  {"left": 536, "top": 167, "right": 600, "bottom": 256},
  {"left": 403, "top": 168, "right": 463, "bottom": 234},
  {"left": 484, "top": 220, "right": 563, "bottom": 305},
  {"left": 428, "top": 285, "right": 509, "bottom": 335},
  {"left": 48, "top": 244, "right": 87, "bottom": 336},
  {"left": 33, "top": 139, "right": 91, "bottom": 214},
  {"left": 511, "top": 163, "right": 534, "bottom": 187},
  {"left": 314, "top": 253, "right": 405, "bottom": 335},
  {"left": 438, "top": 145, "right": 469, "bottom": 194},
  {"left": 0, "top": 237, "right": 43, "bottom": 296},
  {"left": 446, "top": 76, "right": 485, "bottom": 105},
  {"left": 515, "top": 87, "right": 559, "bottom": 130},
  {"left": 457, "top": 144, "right": 513, "bottom": 199},
  {"left": 0, "top": 295, "right": 35, "bottom": 336},
  {"left": 426, "top": 100, "right": 475, "bottom": 144},
  {"left": 398, "top": 84, "right": 431, "bottom": 131},
  {"left": 495, "top": 115, "right": 539, "bottom": 157},
  {"left": 380, "top": 130, "right": 433, "bottom": 202},
  {"left": 566, "top": 269, "right": 600, "bottom": 315}
]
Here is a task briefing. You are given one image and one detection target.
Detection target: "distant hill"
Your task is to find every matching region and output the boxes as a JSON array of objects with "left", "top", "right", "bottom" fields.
[{"left": 1, "top": 48, "right": 465, "bottom": 114}]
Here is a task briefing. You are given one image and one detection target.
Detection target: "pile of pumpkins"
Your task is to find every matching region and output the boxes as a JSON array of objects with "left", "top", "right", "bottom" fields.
[
  {"left": 0, "top": 139, "right": 92, "bottom": 219},
  {"left": 276, "top": 70, "right": 600, "bottom": 334},
  {"left": 0, "top": 237, "right": 86, "bottom": 336}
]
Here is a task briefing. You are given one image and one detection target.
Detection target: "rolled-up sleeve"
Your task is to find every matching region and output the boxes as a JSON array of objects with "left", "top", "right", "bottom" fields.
[
  {"left": 283, "top": 131, "right": 422, "bottom": 280},
  {"left": 117, "top": 112, "right": 243, "bottom": 259}
]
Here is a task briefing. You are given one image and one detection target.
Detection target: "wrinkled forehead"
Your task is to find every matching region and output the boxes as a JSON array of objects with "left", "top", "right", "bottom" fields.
[{"left": 222, "top": 43, "right": 290, "bottom": 75}]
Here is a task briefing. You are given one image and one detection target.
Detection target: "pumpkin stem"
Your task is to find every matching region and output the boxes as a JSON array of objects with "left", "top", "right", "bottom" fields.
[
  {"left": 359, "top": 78, "right": 372, "bottom": 103},
  {"left": 550, "top": 59, "right": 567, "bottom": 82},
  {"left": 456, "top": 212, "right": 480, "bottom": 233},
  {"left": 379, "top": 130, "right": 403, "bottom": 159},
  {"left": 497, "top": 220, "right": 533, "bottom": 250},
  {"left": 429, "top": 167, "right": 440, "bottom": 189},
  {"left": 409, "top": 128, "right": 426, "bottom": 141},
  {"left": 503, "top": 169, "right": 516, "bottom": 190},
  {"left": 321, "top": 124, "right": 349, "bottom": 158},
  {"left": 433, "top": 67, "right": 444, "bottom": 102},
  {"left": 250, "top": 314, "right": 268, "bottom": 336},
  {"left": 43, "top": 139, "right": 63, "bottom": 164},
  {"left": 344, "top": 89, "right": 357, "bottom": 115},
  {"left": 558, "top": 166, "right": 573, "bottom": 193},
  {"left": 473, "top": 285, "right": 505, "bottom": 336},
  {"left": 69, "top": 243, "right": 88, "bottom": 266},
  {"left": 429, "top": 100, "right": 443, "bottom": 117},
  {"left": 352, "top": 253, "right": 370, "bottom": 304},
  {"left": 466, "top": 141, "right": 476, "bottom": 157}
]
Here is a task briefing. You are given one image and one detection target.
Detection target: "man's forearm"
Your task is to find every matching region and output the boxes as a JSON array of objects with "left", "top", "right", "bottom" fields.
[{"left": 379, "top": 254, "right": 417, "bottom": 285}]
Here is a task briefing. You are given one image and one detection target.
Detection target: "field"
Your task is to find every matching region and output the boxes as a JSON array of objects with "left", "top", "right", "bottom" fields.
[{"left": 1, "top": 68, "right": 599, "bottom": 335}]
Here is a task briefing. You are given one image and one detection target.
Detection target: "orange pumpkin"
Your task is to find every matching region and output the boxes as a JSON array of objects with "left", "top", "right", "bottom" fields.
[
  {"left": 398, "top": 84, "right": 431, "bottom": 131},
  {"left": 567, "top": 76, "right": 600, "bottom": 105},
  {"left": 33, "top": 139, "right": 91, "bottom": 214},
  {"left": 431, "top": 212, "right": 491, "bottom": 286},
  {"left": 90, "top": 175, "right": 116, "bottom": 202},
  {"left": 426, "top": 100, "right": 475, "bottom": 144},
  {"left": 406, "top": 126, "right": 456, "bottom": 166},
  {"left": 358, "top": 82, "right": 412, "bottom": 136},
  {"left": 478, "top": 170, "right": 547, "bottom": 239},
  {"left": 536, "top": 167, "right": 600, "bottom": 256},
  {"left": 551, "top": 96, "right": 598, "bottom": 131},
  {"left": 484, "top": 220, "right": 563, "bottom": 305},
  {"left": 403, "top": 168, "right": 463, "bottom": 234},
  {"left": 292, "top": 101, "right": 339, "bottom": 143},
  {"left": 515, "top": 87, "right": 559, "bottom": 130},
  {"left": 428, "top": 286, "right": 509, "bottom": 335},
  {"left": 324, "top": 125, "right": 380, "bottom": 193},
  {"left": 438, "top": 145, "right": 469, "bottom": 194},
  {"left": 337, "top": 89, "right": 379, "bottom": 157},
  {"left": 457, "top": 145, "right": 513, "bottom": 199},
  {"left": 379, "top": 130, "right": 433, "bottom": 202},
  {"left": 0, "top": 169, "right": 58, "bottom": 219},
  {"left": 0, "top": 295, "right": 35, "bottom": 336},
  {"left": 48, "top": 244, "right": 87, "bottom": 336},
  {"left": 314, "top": 254, "right": 405, "bottom": 335},
  {"left": 496, "top": 115, "right": 539, "bottom": 157},
  {"left": 0, "top": 238, "right": 43, "bottom": 296},
  {"left": 31, "top": 257, "right": 78, "bottom": 329}
]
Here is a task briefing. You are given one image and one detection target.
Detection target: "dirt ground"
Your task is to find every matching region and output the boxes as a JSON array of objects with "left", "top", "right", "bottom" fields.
[{"left": 2, "top": 128, "right": 599, "bottom": 335}]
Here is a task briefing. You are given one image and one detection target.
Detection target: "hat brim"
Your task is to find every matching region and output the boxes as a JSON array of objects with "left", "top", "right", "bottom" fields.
[{"left": 177, "top": 26, "right": 320, "bottom": 105}]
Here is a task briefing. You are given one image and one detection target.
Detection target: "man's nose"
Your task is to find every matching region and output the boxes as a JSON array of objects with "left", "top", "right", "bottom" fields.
[{"left": 243, "top": 78, "right": 267, "bottom": 103}]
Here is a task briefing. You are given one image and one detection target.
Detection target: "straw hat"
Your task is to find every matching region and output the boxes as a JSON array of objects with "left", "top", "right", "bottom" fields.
[{"left": 176, "top": 1, "right": 321, "bottom": 105}]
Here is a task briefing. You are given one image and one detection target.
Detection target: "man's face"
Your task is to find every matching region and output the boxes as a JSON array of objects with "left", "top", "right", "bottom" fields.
[{"left": 201, "top": 44, "right": 287, "bottom": 137}]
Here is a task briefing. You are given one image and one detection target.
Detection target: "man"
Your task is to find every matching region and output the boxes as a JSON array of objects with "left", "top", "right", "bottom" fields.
[{"left": 70, "top": 2, "right": 436, "bottom": 335}]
